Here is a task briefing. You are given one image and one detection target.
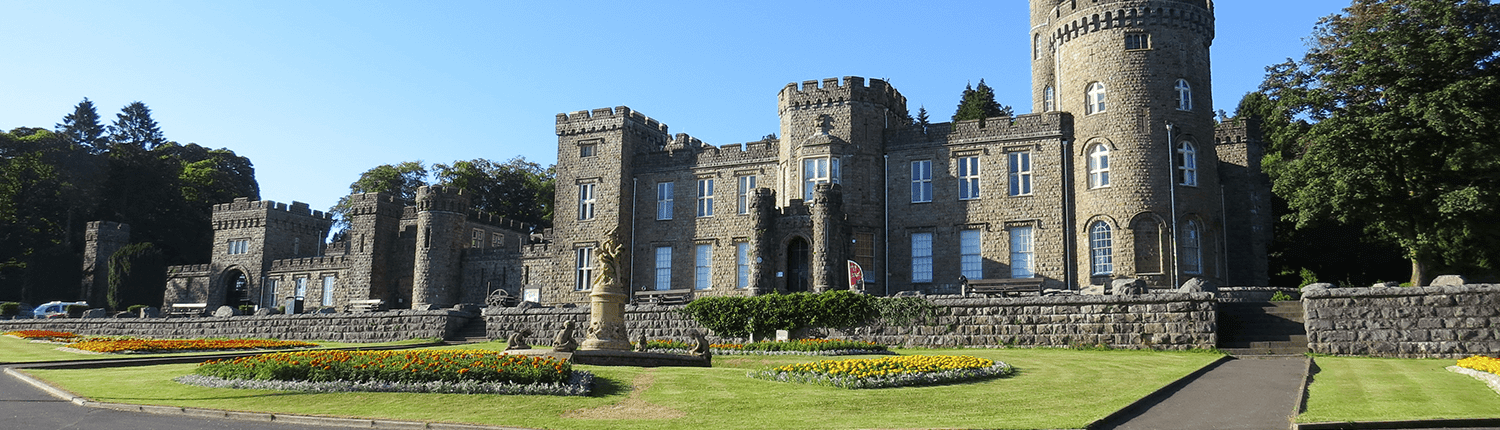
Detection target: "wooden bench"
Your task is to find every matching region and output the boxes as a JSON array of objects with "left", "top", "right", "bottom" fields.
[
  {"left": 164, "top": 303, "right": 207, "bottom": 318},
  {"left": 344, "top": 299, "right": 387, "bottom": 313},
  {"left": 960, "top": 277, "right": 1044, "bottom": 297},
  {"left": 633, "top": 289, "right": 693, "bottom": 305}
]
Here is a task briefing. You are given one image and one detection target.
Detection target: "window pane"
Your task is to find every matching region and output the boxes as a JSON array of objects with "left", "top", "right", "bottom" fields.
[
  {"left": 1010, "top": 227, "right": 1035, "bottom": 278},
  {"left": 654, "top": 246, "right": 672, "bottom": 290},
  {"left": 1090, "top": 222, "right": 1113, "bottom": 275},
  {"left": 961, "top": 230, "right": 982, "bottom": 279},
  {"left": 912, "top": 233, "right": 933, "bottom": 283},
  {"left": 695, "top": 244, "right": 711, "bottom": 290},
  {"left": 736, "top": 242, "right": 750, "bottom": 288}
]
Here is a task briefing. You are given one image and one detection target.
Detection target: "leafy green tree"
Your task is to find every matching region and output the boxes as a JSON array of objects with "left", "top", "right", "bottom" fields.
[
  {"left": 108, "top": 101, "right": 166, "bottom": 151},
  {"left": 952, "top": 79, "right": 1013, "bottom": 124},
  {"left": 106, "top": 242, "right": 163, "bottom": 311},
  {"left": 55, "top": 98, "right": 107, "bottom": 154},
  {"left": 433, "top": 157, "right": 554, "bottom": 228},
  {"left": 0, "top": 128, "right": 100, "bottom": 303},
  {"left": 1253, "top": 0, "right": 1500, "bottom": 285},
  {"left": 329, "top": 161, "right": 430, "bottom": 234}
]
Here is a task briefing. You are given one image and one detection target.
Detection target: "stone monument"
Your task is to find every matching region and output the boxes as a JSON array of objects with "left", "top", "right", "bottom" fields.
[{"left": 582, "top": 228, "right": 631, "bottom": 351}]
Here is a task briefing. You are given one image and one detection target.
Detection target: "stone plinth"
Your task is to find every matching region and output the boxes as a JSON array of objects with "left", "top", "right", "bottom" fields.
[{"left": 580, "top": 288, "right": 630, "bottom": 351}]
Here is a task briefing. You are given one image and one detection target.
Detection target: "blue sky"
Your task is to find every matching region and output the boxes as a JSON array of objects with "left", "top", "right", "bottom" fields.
[{"left": 1, "top": 0, "right": 1353, "bottom": 212}]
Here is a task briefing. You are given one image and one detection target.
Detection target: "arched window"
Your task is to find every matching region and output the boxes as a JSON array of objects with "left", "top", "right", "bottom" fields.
[
  {"left": 1175, "top": 79, "right": 1192, "bottom": 111},
  {"left": 1090, "top": 221, "right": 1113, "bottom": 275},
  {"left": 1176, "top": 141, "right": 1197, "bottom": 186},
  {"left": 1043, "top": 86, "right": 1055, "bottom": 112},
  {"left": 1033, "top": 34, "right": 1042, "bottom": 60},
  {"left": 1088, "top": 144, "right": 1110, "bottom": 188},
  {"left": 1133, "top": 218, "right": 1162, "bottom": 274},
  {"left": 1182, "top": 220, "right": 1202, "bottom": 274},
  {"left": 1086, "top": 82, "right": 1106, "bottom": 115}
]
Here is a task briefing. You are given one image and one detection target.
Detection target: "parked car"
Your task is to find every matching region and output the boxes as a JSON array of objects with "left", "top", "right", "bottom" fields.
[{"left": 32, "top": 301, "right": 88, "bottom": 318}]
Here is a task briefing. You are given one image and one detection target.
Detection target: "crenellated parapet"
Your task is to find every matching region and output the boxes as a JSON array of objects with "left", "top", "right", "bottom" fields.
[
  {"left": 213, "top": 197, "right": 333, "bottom": 221},
  {"left": 269, "top": 256, "right": 350, "bottom": 271},
  {"left": 415, "top": 185, "right": 469, "bottom": 214},
  {"left": 1048, "top": 0, "right": 1215, "bottom": 48},
  {"left": 1213, "top": 117, "right": 1261, "bottom": 146},
  {"left": 342, "top": 192, "right": 404, "bottom": 216},
  {"left": 635, "top": 137, "right": 779, "bottom": 172},
  {"left": 166, "top": 264, "right": 211, "bottom": 276},
  {"left": 556, "top": 106, "right": 671, "bottom": 139},
  {"left": 888, "top": 112, "right": 1072, "bottom": 148},
  {"left": 467, "top": 210, "right": 531, "bottom": 232},
  {"left": 777, "top": 76, "right": 907, "bottom": 115}
]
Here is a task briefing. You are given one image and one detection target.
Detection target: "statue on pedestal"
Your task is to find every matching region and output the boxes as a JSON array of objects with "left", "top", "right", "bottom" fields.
[{"left": 582, "top": 227, "right": 632, "bottom": 351}]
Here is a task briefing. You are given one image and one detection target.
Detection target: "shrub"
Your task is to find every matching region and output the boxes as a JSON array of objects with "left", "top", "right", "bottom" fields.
[
  {"left": 238, "top": 305, "right": 255, "bottom": 314},
  {"left": 1269, "top": 291, "right": 1297, "bottom": 301},
  {"left": 126, "top": 304, "right": 147, "bottom": 314},
  {"left": 0, "top": 302, "right": 19, "bottom": 316},
  {"left": 681, "top": 290, "right": 879, "bottom": 339}
]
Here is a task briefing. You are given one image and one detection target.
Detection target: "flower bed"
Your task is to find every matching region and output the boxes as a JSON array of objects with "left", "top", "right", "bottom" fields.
[
  {"left": 185, "top": 350, "right": 588, "bottom": 396},
  {"left": 3, "top": 330, "right": 81, "bottom": 342},
  {"left": 67, "top": 338, "right": 318, "bottom": 353},
  {"left": 640, "top": 339, "right": 889, "bottom": 356},
  {"left": 750, "top": 354, "right": 1014, "bottom": 389},
  {"left": 1457, "top": 355, "right": 1500, "bottom": 375}
]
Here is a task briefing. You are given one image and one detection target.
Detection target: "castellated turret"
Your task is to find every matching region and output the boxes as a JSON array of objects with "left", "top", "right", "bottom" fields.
[
  {"left": 411, "top": 186, "right": 470, "bottom": 308},
  {"left": 1032, "top": 0, "right": 1222, "bottom": 288},
  {"left": 81, "top": 221, "right": 130, "bottom": 306},
  {"left": 340, "top": 191, "right": 404, "bottom": 305}
]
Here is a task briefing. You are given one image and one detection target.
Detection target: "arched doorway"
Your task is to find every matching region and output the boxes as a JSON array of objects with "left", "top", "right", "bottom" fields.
[
  {"left": 786, "top": 238, "right": 810, "bottom": 292},
  {"left": 226, "top": 270, "right": 249, "bottom": 306}
]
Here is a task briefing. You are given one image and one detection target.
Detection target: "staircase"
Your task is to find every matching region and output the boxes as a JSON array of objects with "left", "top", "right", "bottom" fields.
[
  {"left": 447, "top": 317, "right": 490, "bottom": 344},
  {"left": 1217, "top": 301, "right": 1307, "bottom": 356}
]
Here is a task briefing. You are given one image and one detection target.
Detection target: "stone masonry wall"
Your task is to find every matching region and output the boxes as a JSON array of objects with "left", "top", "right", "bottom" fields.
[
  {"left": 1303, "top": 284, "right": 1500, "bottom": 358},
  {"left": 485, "top": 293, "right": 1217, "bottom": 350},
  {"left": 0, "top": 310, "right": 471, "bottom": 343}
]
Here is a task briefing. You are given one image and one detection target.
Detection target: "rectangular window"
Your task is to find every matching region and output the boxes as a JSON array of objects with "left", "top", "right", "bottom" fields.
[
  {"left": 694, "top": 244, "right": 712, "bottom": 290},
  {"left": 491, "top": 233, "right": 504, "bottom": 249},
  {"left": 911, "top": 233, "right": 933, "bottom": 283},
  {"left": 577, "top": 183, "right": 595, "bottom": 221},
  {"left": 574, "top": 248, "right": 594, "bottom": 291},
  {"left": 1125, "top": 33, "right": 1151, "bottom": 50},
  {"left": 958, "top": 156, "right": 981, "bottom": 200},
  {"left": 1008, "top": 152, "right": 1032, "bottom": 196},
  {"left": 736, "top": 175, "right": 757, "bottom": 214},
  {"left": 657, "top": 182, "right": 673, "bottom": 220},
  {"left": 654, "top": 246, "right": 672, "bottom": 290},
  {"left": 471, "top": 229, "right": 484, "bottom": 249},
  {"left": 696, "top": 179, "right": 714, "bottom": 217},
  {"left": 265, "top": 278, "right": 277, "bottom": 302},
  {"left": 960, "top": 230, "right": 982, "bottom": 279},
  {"left": 1010, "top": 226, "right": 1035, "bottom": 278},
  {"left": 910, "top": 160, "right": 932, "bottom": 203},
  {"left": 579, "top": 143, "right": 596, "bottom": 158},
  {"left": 228, "top": 239, "right": 249, "bottom": 255},
  {"left": 295, "top": 277, "right": 307, "bottom": 299},
  {"left": 736, "top": 242, "right": 750, "bottom": 288},
  {"left": 321, "top": 276, "right": 335, "bottom": 306},
  {"left": 853, "top": 232, "right": 875, "bottom": 274},
  {"left": 802, "top": 157, "right": 840, "bottom": 201}
]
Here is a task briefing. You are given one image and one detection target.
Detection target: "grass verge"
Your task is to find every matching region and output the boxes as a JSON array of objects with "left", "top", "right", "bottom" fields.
[
  {"left": 21, "top": 347, "right": 1221, "bottom": 430},
  {"left": 1299, "top": 356, "right": 1500, "bottom": 423},
  {"left": 0, "top": 335, "right": 436, "bottom": 364}
]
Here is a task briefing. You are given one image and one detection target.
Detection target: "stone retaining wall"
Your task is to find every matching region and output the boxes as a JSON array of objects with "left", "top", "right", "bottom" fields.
[
  {"left": 485, "top": 293, "right": 1218, "bottom": 350},
  {"left": 0, "top": 310, "right": 471, "bottom": 343},
  {"left": 1303, "top": 284, "right": 1500, "bottom": 358}
]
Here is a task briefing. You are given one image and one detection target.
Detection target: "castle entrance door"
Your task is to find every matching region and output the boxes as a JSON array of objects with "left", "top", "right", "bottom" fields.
[
  {"left": 786, "top": 238, "right": 810, "bottom": 292},
  {"left": 226, "top": 270, "right": 249, "bottom": 306}
]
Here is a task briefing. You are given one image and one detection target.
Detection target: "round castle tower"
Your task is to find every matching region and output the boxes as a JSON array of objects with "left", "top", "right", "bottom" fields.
[
  {"left": 1031, "top": 0, "right": 1222, "bottom": 288},
  {"left": 412, "top": 185, "right": 470, "bottom": 309}
]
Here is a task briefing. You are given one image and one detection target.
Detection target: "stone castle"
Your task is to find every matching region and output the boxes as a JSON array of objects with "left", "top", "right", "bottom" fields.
[{"left": 86, "top": 0, "right": 1271, "bottom": 311}]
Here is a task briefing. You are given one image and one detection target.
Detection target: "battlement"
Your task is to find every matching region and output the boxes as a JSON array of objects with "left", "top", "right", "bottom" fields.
[
  {"left": 555, "top": 106, "right": 671, "bottom": 137},
  {"left": 1214, "top": 117, "right": 1262, "bottom": 145},
  {"left": 270, "top": 255, "right": 349, "bottom": 271},
  {"left": 467, "top": 210, "right": 531, "bottom": 232},
  {"left": 636, "top": 137, "right": 779, "bottom": 172},
  {"left": 213, "top": 197, "right": 333, "bottom": 220},
  {"left": 778, "top": 76, "right": 907, "bottom": 112},
  {"left": 415, "top": 185, "right": 469, "bottom": 214},
  {"left": 889, "top": 112, "right": 1072, "bottom": 147},
  {"left": 85, "top": 221, "right": 130, "bottom": 232},
  {"left": 1051, "top": 1, "right": 1214, "bottom": 47}
]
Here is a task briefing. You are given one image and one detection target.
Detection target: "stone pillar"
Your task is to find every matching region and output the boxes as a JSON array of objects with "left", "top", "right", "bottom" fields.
[
  {"left": 747, "top": 188, "right": 776, "bottom": 295},
  {"left": 809, "top": 184, "right": 845, "bottom": 292}
]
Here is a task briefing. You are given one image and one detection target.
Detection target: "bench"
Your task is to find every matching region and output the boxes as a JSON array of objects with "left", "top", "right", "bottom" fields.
[
  {"left": 164, "top": 303, "right": 207, "bottom": 318},
  {"left": 633, "top": 288, "right": 693, "bottom": 305},
  {"left": 344, "top": 299, "right": 387, "bottom": 313},
  {"left": 960, "top": 276, "right": 1044, "bottom": 297}
]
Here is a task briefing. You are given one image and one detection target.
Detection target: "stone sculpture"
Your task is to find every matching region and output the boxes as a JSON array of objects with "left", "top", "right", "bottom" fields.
[
  {"left": 552, "top": 321, "right": 578, "bottom": 353},
  {"left": 505, "top": 328, "right": 533, "bottom": 350},
  {"left": 633, "top": 333, "right": 648, "bottom": 352}
]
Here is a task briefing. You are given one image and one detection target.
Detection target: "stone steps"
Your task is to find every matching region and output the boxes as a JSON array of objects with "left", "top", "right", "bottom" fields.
[
  {"left": 1218, "top": 301, "right": 1308, "bottom": 355},
  {"left": 449, "top": 317, "right": 488, "bottom": 342}
]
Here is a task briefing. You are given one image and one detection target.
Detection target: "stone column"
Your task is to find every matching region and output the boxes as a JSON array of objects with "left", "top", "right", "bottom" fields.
[
  {"left": 809, "top": 184, "right": 845, "bottom": 292},
  {"left": 747, "top": 188, "right": 776, "bottom": 295}
]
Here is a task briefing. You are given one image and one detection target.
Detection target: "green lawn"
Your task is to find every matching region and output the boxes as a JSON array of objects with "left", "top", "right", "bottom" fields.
[
  {"left": 0, "top": 335, "right": 437, "bottom": 364},
  {"left": 1299, "top": 356, "right": 1500, "bottom": 423},
  {"left": 20, "top": 347, "right": 1223, "bottom": 430}
]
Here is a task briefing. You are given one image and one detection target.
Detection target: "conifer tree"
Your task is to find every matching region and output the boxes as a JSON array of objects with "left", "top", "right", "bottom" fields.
[
  {"left": 915, "top": 106, "right": 931, "bottom": 131},
  {"left": 952, "top": 79, "right": 1013, "bottom": 123},
  {"left": 56, "top": 98, "right": 107, "bottom": 154},
  {"left": 108, "top": 102, "right": 166, "bottom": 151}
]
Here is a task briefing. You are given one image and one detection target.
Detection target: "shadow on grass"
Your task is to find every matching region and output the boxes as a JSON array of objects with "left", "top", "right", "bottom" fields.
[{"left": 589, "top": 375, "right": 631, "bottom": 397}]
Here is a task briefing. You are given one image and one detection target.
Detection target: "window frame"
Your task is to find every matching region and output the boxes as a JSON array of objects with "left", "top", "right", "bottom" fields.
[
  {"left": 321, "top": 275, "right": 335, "bottom": 306},
  {"left": 911, "top": 232, "right": 933, "bottom": 283},
  {"left": 1175, "top": 79, "right": 1193, "bottom": 111},
  {"left": 1009, "top": 226, "right": 1036, "bottom": 278},
  {"left": 577, "top": 183, "right": 596, "bottom": 221},
  {"left": 694, "top": 243, "right": 712, "bottom": 290},
  {"left": 1090, "top": 221, "right": 1114, "bottom": 276},
  {"left": 1086, "top": 82, "right": 1107, "bottom": 115},
  {"left": 654, "top": 246, "right": 672, "bottom": 290},
  {"left": 802, "top": 157, "right": 840, "bottom": 201},
  {"left": 696, "top": 178, "right": 714, "bottom": 218},
  {"left": 1183, "top": 220, "right": 1203, "bottom": 274},
  {"left": 960, "top": 229, "right": 982, "bottom": 280},
  {"left": 736, "top": 241, "right": 750, "bottom": 288},
  {"left": 1125, "top": 33, "right": 1151, "bottom": 50},
  {"left": 574, "top": 247, "right": 594, "bottom": 291},
  {"left": 1089, "top": 144, "right": 1111, "bottom": 188},
  {"left": 579, "top": 142, "right": 597, "bottom": 158},
  {"left": 910, "top": 160, "right": 932, "bottom": 203},
  {"left": 736, "top": 175, "right": 757, "bottom": 214},
  {"left": 958, "top": 155, "right": 981, "bottom": 200},
  {"left": 1177, "top": 141, "right": 1198, "bottom": 187},
  {"left": 1008, "top": 151, "right": 1032, "bottom": 196},
  {"left": 656, "top": 182, "right": 674, "bottom": 220},
  {"left": 1043, "top": 86, "right": 1055, "bottom": 112}
]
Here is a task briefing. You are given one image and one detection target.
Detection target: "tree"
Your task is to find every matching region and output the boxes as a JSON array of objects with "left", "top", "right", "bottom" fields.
[
  {"left": 328, "top": 161, "right": 430, "bottom": 234},
  {"left": 951, "top": 79, "right": 1013, "bottom": 124},
  {"left": 55, "top": 98, "right": 107, "bottom": 153},
  {"left": 105, "top": 242, "right": 163, "bottom": 311},
  {"left": 108, "top": 101, "right": 166, "bottom": 151},
  {"left": 433, "top": 157, "right": 554, "bottom": 228},
  {"left": 915, "top": 106, "right": 931, "bottom": 132},
  {"left": 1253, "top": 0, "right": 1500, "bottom": 285}
]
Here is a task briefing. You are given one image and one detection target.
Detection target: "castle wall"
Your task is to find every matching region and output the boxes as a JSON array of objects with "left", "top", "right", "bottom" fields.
[
  {"left": 1216, "top": 119, "right": 1272, "bottom": 286},
  {"left": 1303, "top": 285, "right": 1500, "bottom": 358},
  {"left": 206, "top": 198, "right": 333, "bottom": 309},
  {"left": 163, "top": 264, "right": 210, "bottom": 306},
  {"left": 80, "top": 221, "right": 130, "bottom": 306},
  {"left": 0, "top": 310, "right": 471, "bottom": 342}
]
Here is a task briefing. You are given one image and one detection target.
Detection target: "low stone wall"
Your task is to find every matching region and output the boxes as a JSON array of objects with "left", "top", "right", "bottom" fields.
[
  {"left": 0, "top": 310, "right": 472, "bottom": 342},
  {"left": 486, "top": 293, "right": 1218, "bottom": 350},
  {"left": 1303, "top": 284, "right": 1500, "bottom": 358}
]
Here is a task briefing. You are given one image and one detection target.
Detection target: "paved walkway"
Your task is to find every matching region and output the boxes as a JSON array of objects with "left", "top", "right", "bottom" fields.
[
  {"left": 1098, "top": 356, "right": 1307, "bottom": 430},
  {"left": 0, "top": 367, "right": 322, "bottom": 430}
]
